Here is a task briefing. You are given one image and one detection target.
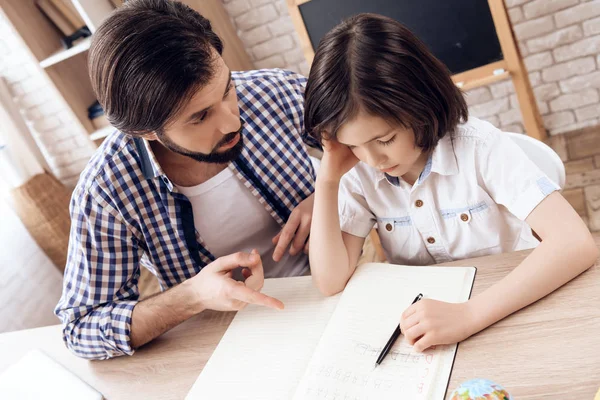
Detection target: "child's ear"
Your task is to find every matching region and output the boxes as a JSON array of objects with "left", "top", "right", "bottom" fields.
[
  {"left": 321, "top": 135, "right": 334, "bottom": 152},
  {"left": 320, "top": 131, "right": 329, "bottom": 146}
]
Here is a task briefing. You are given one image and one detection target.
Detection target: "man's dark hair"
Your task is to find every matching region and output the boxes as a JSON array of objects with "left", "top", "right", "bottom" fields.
[
  {"left": 304, "top": 13, "right": 468, "bottom": 151},
  {"left": 88, "top": 0, "right": 224, "bottom": 137}
]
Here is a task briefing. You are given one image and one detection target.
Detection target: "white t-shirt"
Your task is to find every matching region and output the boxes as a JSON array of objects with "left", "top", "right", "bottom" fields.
[
  {"left": 176, "top": 167, "right": 309, "bottom": 278},
  {"left": 338, "top": 117, "right": 559, "bottom": 265}
]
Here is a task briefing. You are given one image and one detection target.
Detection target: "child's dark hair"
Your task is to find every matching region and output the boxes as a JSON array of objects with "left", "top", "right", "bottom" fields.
[{"left": 304, "top": 13, "right": 468, "bottom": 151}]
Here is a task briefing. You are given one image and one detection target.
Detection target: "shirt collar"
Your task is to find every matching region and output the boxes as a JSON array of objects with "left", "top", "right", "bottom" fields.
[
  {"left": 429, "top": 135, "right": 459, "bottom": 177},
  {"left": 374, "top": 135, "right": 458, "bottom": 189},
  {"left": 133, "top": 137, "right": 174, "bottom": 191},
  {"left": 374, "top": 170, "right": 400, "bottom": 189},
  {"left": 375, "top": 166, "right": 417, "bottom": 190}
]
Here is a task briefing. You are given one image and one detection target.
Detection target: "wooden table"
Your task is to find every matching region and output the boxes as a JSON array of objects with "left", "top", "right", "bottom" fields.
[{"left": 2, "top": 246, "right": 600, "bottom": 399}]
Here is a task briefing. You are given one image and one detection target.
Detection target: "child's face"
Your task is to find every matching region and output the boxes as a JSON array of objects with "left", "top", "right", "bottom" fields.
[{"left": 336, "top": 110, "right": 423, "bottom": 178}]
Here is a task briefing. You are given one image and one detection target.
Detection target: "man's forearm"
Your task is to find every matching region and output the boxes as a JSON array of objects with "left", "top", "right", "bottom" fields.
[{"left": 130, "top": 279, "right": 204, "bottom": 349}]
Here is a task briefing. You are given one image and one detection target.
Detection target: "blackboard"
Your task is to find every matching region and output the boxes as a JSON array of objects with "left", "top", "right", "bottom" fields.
[{"left": 298, "top": 0, "right": 503, "bottom": 75}]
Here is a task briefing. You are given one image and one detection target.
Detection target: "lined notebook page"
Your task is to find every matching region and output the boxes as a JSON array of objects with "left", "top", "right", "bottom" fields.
[
  {"left": 293, "top": 263, "right": 475, "bottom": 400},
  {"left": 186, "top": 276, "right": 340, "bottom": 399}
]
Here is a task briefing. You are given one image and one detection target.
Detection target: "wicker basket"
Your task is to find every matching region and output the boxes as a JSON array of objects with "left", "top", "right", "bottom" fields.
[{"left": 10, "top": 173, "right": 71, "bottom": 273}]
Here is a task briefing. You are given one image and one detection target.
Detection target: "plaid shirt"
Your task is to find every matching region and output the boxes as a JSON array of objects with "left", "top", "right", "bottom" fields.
[{"left": 55, "top": 69, "right": 317, "bottom": 360}]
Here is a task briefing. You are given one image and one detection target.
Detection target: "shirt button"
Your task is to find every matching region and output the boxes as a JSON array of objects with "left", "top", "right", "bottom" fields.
[
  {"left": 385, "top": 223, "right": 393, "bottom": 232},
  {"left": 415, "top": 199, "right": 424, "bottom": 208},
  {"left": 460, "top": 213, "right": 470, "bottom": 222},
  {"left": 427, "top": 237, "right": 436, "bottom": 244}
]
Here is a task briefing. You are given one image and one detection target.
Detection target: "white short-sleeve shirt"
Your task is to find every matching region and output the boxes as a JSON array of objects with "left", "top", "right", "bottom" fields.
[{"left": 339, "top": 117, "right": 559, "bottom": 265}]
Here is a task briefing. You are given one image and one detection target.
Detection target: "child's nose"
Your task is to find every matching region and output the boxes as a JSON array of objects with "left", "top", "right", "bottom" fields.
[{"left": 367, "top": 152, "right": 386, "bottom": 168}]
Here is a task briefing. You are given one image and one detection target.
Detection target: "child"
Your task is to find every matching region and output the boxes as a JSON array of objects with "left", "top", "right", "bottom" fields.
[{"left": 306, "top": 13, "right": 598, "bottom": 352}]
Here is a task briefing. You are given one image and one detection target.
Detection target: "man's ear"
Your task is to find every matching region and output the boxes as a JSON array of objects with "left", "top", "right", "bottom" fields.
[
  {"left": 128, "top": 130, "right": 159, "bottom": 141},
  {"left": 142, "top": 132, "right": 159, "bottom": 141}
]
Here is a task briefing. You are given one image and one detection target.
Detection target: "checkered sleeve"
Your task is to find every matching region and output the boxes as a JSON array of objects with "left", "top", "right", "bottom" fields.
[
  {"left": 283, "top": 70, "right": 322, "bottom": 150},
  {"left": 54, "top": 187, "right": 142, "bottom": 360}
]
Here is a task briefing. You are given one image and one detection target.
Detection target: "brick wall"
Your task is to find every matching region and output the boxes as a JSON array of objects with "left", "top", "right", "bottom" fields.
[
  {"left": 0, "top": 10, "right": 95, "bottom": 188},
  {"left": 223, "top": 0, "right": 310, "bottom": 76},
  {"left": 223, "top": 0, "right": 600, "bottom": 136}
]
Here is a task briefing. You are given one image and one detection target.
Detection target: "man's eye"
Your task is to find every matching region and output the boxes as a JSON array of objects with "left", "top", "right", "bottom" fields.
[
  {"left": 193, "top": 111, "right": 208, "bottom": 125},
  {"left": 225, "top": 83, "right": 234, "bottom": 97}
]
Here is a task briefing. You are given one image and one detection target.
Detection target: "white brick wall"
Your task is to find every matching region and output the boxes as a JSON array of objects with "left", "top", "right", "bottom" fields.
[
  {"left": 223, "top": 0, "right": 600, "bottom": 136},
  {"left": 222, "top": 0, "right": 309, "bottom": 75},
  {"left": 0, "top": 10, "right": 95, "bottom": 188},
  {"left": 497, "top": 0, "right": 600, "bottom": 134}
]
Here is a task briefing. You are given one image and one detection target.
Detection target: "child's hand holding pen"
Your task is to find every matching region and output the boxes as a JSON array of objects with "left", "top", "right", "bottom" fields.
[{"left": 400, "top": 299, "right": 479, "bottom": 352}]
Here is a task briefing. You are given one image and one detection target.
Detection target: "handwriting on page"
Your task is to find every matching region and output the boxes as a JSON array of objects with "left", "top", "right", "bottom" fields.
[
  {"left": 296, "top": 338, "right": 444, "bottom": 400},
  {"left": 288, "top": 264, "right": 472, "bottom": 400},
  {"left": 292, "top": 264, "right": 467, "bottom": 400}
]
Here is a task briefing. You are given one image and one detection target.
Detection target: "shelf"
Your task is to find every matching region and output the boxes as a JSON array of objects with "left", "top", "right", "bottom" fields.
[
  {"left": 39, "top": 37, "right": 91, "bottom": 69},
  {"left": 89, "top": 125, "right": 116, "bottom": 141}
]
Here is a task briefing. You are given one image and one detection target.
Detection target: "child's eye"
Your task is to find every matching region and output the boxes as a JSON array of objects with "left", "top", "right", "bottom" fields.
[{"left": 378, "top": 135, "right": 397, "bottom": 146}]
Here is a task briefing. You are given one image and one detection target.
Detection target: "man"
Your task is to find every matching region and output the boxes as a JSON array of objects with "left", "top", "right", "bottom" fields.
[{"left": 55, "top": 0, "right": 318, "bottom": 360}]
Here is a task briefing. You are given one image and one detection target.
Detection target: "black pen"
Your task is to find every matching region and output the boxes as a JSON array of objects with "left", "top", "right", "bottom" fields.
[{"left": 374, "top": 293, "right": 423, "bottom": 368}]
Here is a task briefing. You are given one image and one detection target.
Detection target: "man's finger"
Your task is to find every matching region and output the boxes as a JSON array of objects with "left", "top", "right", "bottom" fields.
[
  {"left": 290, "top": 218, "right": 310, "bottom": 256},
  {"left": 272, "top": 231, "right": 281, "bottom": 245},
  {"left": 243, "top": 266, "right": 263, "bottom": 292},
  {"left": 241, "top": 267, "right": 252, "bottom": 280},
  {"left": 242, "top": 249, "right": 264, "bottom": 292},
  {"left": 208, "top": 252, "right": 260, "bottom": 273},
  {"left": 228, "top": 282, "right": 284, "bottom": 310},
  {"left": 273, "top": 214, "right": 300, "bottom": 261},
  {"left": 243, "top": 249, "right": 264, "bottom": 276}
]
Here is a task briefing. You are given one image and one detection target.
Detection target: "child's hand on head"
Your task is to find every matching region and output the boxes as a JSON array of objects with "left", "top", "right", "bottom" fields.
[
  {"left": 399, "top": 299, "right": 479, "bottom": 352},
  {"left": 320, "top": 138, "right": 360, "bottom": 182}
]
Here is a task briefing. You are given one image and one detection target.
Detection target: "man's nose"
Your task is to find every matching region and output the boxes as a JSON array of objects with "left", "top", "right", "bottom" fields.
[{"left": 218, "top": 106, "right": 240, "bottom": 135}]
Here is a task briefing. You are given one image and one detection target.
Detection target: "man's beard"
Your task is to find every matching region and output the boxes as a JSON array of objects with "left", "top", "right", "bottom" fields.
[{"left": 159, "top": 125, "right": 244, "bottom": 164}]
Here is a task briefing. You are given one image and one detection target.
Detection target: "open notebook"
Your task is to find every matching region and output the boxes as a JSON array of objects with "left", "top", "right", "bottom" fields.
[{"left": 187, "top": 262, "right": 476, "bottom": 400}]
